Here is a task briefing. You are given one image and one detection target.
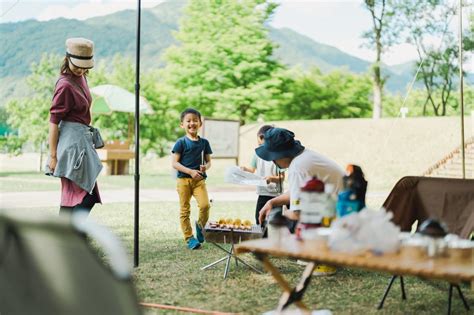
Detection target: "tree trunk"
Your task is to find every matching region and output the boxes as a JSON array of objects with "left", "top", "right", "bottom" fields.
[
  {"left": 239, "top": 105, "right": 248, "bottom": 126},
  {"left": 372, "top": 78, "right": 383, "bottom": 119},
  {"left": 372, "top": 46, "right": 383, "bottom": 119},
  {"left": 39, "top": 141, "right": 44, "bottom": 173}
]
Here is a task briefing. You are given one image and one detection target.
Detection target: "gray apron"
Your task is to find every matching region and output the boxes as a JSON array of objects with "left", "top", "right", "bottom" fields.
[{"left": 46, "top": 121, "right": 103, "bottom": 193}]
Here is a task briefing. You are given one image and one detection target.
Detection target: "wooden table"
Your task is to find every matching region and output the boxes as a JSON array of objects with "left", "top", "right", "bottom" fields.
[
  {"left": 96, "top": 140, "right": 134, "bottom": 175},
  {"left": 235, "top": 236, "right": 474, "bottom": 313}
]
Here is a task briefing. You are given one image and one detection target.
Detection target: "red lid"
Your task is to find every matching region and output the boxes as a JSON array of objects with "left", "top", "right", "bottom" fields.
[{"left": 301, "top": 177, "right": 325, "bottom": 192}]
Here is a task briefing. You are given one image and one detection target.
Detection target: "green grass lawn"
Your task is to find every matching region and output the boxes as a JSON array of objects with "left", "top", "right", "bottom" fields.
[
  {"left": 0, "top": 170, "right": 246, "bottom": 192},
  {"left": 20, "top": 201, "right": 473, "bottom": 315},
  {"left": 2, "top": 144, "right": 472, "bottom": 314}
]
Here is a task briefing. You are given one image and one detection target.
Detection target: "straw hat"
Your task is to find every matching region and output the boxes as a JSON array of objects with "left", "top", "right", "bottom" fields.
[{"left": 65, "top": 37, "right": 94, "bottom": 69}]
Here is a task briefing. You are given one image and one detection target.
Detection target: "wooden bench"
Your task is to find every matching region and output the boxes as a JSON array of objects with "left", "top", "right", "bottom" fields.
[{"left": 96, "top": 140, "right": 134, "bottom": 175}]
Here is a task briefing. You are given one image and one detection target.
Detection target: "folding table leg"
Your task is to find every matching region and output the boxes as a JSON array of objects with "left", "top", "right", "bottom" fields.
[
  {"left": 447, "top": 284, "right": 453, "bottom": 315},
  {"left": 455, "top": 284, "right": 470, "bottom": 310},
  {"left": 448, "top": 284, "right": 470, "bottom": 314},
  {"left": 278, "top": 262, "right": 316, "bottom": 311},
  {"left": 400, "top": 276, "right": 406, "bottom": 300},
  {"left": 256, "top": 254, "right": 311, "bottom": 312},
  {"left": 378, "top": 275, "right": 398, "bottom": 309}
]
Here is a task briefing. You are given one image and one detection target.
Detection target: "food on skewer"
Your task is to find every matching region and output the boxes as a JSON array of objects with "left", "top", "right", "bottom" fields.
[{"left": 208, "top": 217, "right": 256, "bottom": 230}]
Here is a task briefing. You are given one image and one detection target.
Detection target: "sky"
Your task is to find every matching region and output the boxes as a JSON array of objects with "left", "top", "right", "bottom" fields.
[{"left": 0, "top": 0, "right": 471, "bottom": 67}]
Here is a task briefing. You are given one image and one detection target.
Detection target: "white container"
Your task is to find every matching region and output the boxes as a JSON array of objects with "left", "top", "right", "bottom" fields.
[
  {"left": 300, "top": 227, "right": 332, "bottom": 241},
  {"left": 300, "top": 191, "right": 335, "bottom": 224}
]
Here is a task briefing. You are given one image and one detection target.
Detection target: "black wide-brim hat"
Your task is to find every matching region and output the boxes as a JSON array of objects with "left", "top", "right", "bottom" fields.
[{"left": 255, "top": 128, "right": 305, "bottom": 161}]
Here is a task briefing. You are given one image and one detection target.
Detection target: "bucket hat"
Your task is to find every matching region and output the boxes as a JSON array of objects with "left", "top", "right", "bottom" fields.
[
  {"left": 66, "top": 38, "right": 94, "bottom": 69},
  {"left": 255, "top": 128, "right": 305, "bottom": 161}
]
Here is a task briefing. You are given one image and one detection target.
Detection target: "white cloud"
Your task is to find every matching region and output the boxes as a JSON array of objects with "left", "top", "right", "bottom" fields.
[
  {"left": 0, "top": 0, "right": 162, "bottom": 23},
  {"left": 36, "top": 1, "right": 161, "bottom": 21}
]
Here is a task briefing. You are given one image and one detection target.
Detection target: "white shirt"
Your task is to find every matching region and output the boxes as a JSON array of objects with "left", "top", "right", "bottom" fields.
[
  {"left": 288, "top": 149, "right": 345, "bottom": 211},
  {"left": 254, "top": 155, "right": 283, "bottom": 196}
]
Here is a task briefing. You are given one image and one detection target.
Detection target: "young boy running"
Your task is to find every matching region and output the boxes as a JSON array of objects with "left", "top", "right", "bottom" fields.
[{"left": 171, "top": 108, "right": 213, "bottom": 250}]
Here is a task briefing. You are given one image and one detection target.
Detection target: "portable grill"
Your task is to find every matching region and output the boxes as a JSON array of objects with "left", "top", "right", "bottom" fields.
[
  {"left": 204, "top": 224, "right": 264, "bottom": 243},
  {"left": 201, "top": 223, "right": 264, "bottom": 279}
]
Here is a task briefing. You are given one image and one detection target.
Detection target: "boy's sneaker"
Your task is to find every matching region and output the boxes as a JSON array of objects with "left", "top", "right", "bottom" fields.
[
  {"left": 187, "top": 237, "right": 201, "bottom": 250},
  {"left": 313, "top": 264, "right": 337, "bottom": 276},
  {"left": 195, "top": 221, "right": 205, "bottom": 243}
]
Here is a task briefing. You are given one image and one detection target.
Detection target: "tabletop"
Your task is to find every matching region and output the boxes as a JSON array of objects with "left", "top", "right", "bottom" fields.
[{"left": 235, "top": 236, "right": 474, "bottom": 284}]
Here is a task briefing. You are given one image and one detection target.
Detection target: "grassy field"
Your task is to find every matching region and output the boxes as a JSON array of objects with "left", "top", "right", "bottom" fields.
[
  {"left": 10, "top": 201, "right": 474, "bottom": 315},
  {"left": 0, "top": 155, "right": 249, "bottom": 192},
  {"left": 1, "top": 116, "right": 473, "bottom": 314}
]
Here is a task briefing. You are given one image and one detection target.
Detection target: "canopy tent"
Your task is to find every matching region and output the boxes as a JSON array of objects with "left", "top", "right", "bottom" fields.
[
  {"left": 0, "top": 211, "right": 142, "bottom": 315},
  {"left": 128, "top": 0, "right": 469, "bottom": 267}
]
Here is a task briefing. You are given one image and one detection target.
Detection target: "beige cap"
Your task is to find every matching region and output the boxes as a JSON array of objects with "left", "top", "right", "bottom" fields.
[{"left": 66, "top": 37, "right": 94, "bottom": 69}]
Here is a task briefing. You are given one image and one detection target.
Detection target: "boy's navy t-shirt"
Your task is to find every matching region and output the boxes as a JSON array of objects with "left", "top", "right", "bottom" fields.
[{"left": 172, "top": 136, "right": 213, "bottom": 178}]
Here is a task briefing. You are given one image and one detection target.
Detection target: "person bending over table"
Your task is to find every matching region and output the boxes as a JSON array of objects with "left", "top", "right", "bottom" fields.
[{"left": 256, "top": 127, "right": 345, "bottom": 276}]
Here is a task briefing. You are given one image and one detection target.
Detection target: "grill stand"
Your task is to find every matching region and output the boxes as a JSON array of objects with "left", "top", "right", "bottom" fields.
[{"left": 201, "top": 228, "right": 263, "bottom": 279}]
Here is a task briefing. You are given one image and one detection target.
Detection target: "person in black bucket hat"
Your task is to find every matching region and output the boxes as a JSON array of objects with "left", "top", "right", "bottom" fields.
[
  {"left": 256, "top": 128, "right": 345, "bottom": 276},
  {"left": 255, "top": 128, "right": 305, "bottom": 161},
  {"left": 256, "top": 128, "right": 344, "bottom": 224}
]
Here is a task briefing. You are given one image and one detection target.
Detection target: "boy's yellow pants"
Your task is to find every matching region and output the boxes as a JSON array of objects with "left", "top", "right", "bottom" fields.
[{"left": 177, "top": 178, "right": 210, "bottom": 241}]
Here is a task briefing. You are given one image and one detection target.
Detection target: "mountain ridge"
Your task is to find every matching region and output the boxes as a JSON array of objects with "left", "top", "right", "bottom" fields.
[{"left": 0, "top": 1, "right": 442, "bottom": 103}]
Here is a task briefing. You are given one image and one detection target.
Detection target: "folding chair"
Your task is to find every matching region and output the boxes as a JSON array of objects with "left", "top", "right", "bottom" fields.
[
  {"left": 0, "top": 210, "right": 142, "bottom": 315},
  {"left": 377, "top": 176, "right": 474, "bottom": 314}
]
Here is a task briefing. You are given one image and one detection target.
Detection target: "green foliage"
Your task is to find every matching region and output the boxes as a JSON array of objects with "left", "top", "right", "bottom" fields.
[
  {"left": 390, "top": 0, "right": 468, "bottom": 116},
  {"left": 90, "top": 56, "right": 179, "bottom": 155},
  {"left": 269, "top": 68, "right": 373, "bottom": 120},
  {"left": 1, "top": 0, "right": 435, "bottom": 107},
  {"left": 383, "top": 85, "right": 473, "bottom": 118},
  {"left": 464, "top": 12, "right": 474, "bottom": 51},
  {"left": 4, "top": 54, "right": 60, "bottom": 154},
  {"left": 415, "top": 45, "right": 459, "bottom": 116},
  {"left": 161, "top": 0, "right": 286, "bottom": 125},
  {"left": 362, "top": 0, "right": 400, "bottom": 118}
]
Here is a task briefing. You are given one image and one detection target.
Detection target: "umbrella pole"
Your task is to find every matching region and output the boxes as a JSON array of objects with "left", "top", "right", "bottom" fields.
[
  {"left": 128, "top": 114, "right": 133, "bottom": 144},
  {"left": 134, "top": 0, "right": 141, "bottom": 267}
]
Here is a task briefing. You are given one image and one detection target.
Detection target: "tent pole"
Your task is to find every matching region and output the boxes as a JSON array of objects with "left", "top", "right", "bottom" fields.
[
  {"left": 458, "top": 0, "right": 465, "bottom": 179},
  {"left": 134, "top": 0, "right": 141, "bottom": 267}
]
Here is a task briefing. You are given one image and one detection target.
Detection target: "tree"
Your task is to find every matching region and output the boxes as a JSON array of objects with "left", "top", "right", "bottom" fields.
[
  {"left": 362, "top": 0, "right": 398, "bottom": 119},
  {"left": 268, "top": 68, "right": 372, "bottom": 120},
  {"left": 391, "top": 0, "right": 469, "bottom": 116},
  {"left": 464, "top": 12, "right": 474, "bottom": 51},
  {"left": 90, "top": 56, "right": 179, "bottom": 156},
  {"left": 161, "top": 0, "right": 286, "bottom": 125},
  {"left": 5, "top": 54, "right": 58, "bottom": 164},
  {"left": 4, "top": 53, "right": 189, "bottom": 159}
]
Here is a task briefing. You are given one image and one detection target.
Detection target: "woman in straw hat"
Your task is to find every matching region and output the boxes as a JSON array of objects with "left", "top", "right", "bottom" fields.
[{"left": 46, "top": 37, "right": 102, "bottom": 216}]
